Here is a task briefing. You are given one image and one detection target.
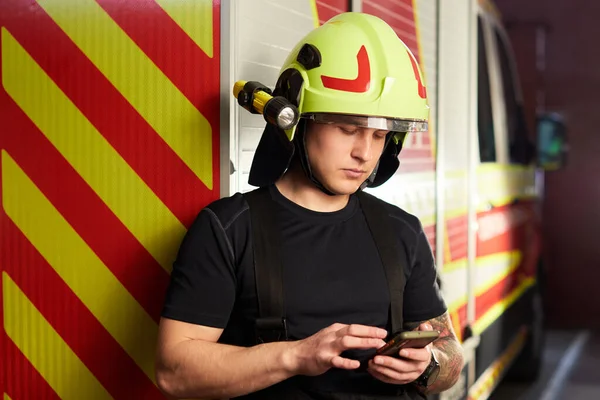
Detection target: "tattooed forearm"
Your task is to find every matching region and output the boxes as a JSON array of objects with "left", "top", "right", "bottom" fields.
[{"left": 404, "top": 312, "right": 464, "bottom": 395}]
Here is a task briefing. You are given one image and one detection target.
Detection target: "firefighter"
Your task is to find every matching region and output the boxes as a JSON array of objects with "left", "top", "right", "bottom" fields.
[{"left": 156, "top": 12, "right": 463, "bottom": 399}]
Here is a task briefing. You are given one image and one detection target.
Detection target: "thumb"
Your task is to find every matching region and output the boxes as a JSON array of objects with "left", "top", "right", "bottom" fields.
[{"left": 419, "top": 322, "right": 433, "bottom": 331}]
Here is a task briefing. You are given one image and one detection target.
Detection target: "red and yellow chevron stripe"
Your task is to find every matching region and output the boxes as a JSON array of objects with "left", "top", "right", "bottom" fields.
[
  {"left": 314, "top": 0, "right": 349, "bottom": 25},
  {"left": 0, "top": 0, "right": 220, "bottom": 397},
  {"left": 446, "top": 200, "right": 540, "bottom": 338}
]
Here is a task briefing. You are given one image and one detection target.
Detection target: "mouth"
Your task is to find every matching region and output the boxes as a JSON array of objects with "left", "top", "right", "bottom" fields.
[{"left": 343, "top": 168, "right": 367, "bottom": 178}]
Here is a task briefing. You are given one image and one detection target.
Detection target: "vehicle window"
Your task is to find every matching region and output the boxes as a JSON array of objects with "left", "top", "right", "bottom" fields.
[
  {"left": 478, "top": 18, "right": 496, "bottom": 162},
  {"left": 495, "top": 29, "right": 532, "bottom": 164}
]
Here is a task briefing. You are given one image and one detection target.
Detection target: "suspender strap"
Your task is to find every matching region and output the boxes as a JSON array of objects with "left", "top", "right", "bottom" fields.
[
  {"left": 357, "top": 191, "right": 405, "bottom": 334},
  {"left": 243, "top": 188, "right": 288, "bottom": 343}
]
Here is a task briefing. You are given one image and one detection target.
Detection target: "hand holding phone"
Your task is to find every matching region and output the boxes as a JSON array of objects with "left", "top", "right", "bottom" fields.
[{"left": 374, "top": 330, "right": 440, "bottom": 358}]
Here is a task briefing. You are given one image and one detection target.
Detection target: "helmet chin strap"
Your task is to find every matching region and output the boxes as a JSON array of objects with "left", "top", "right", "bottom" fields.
[
  {"left": 293, "top": 123, "right": 393, "bottom": 196},
  {"left": 294, "top": 124, "right": 337, "bottom": 196}
]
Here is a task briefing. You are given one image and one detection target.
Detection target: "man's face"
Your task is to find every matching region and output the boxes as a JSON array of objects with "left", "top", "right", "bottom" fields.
[{"left": 304, "top": 121, "right": 389, "bottom": 195}]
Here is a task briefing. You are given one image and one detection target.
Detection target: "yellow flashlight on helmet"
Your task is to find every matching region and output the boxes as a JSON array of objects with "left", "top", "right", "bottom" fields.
[{"left": 233, "top": 80, "right": 300, "bottom": 131}]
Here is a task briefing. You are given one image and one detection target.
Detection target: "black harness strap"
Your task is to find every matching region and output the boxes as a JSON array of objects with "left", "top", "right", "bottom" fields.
[
  {"left": 243, "top": 188, "right": 406, "bottom": 343},
  {"left": 243, "top": 188, "right": 288, "bottom": 343},
  {"left": 357, "top": 191, "right": 406, "bottom": 335}
]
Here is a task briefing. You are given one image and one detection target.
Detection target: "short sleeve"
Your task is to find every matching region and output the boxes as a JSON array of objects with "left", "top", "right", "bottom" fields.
[
  {"left": 161, "top": 208, "right": 237, "bottom": 328},
  {"left": 403, "top": 226, "right": 447, "bottom": 322}
]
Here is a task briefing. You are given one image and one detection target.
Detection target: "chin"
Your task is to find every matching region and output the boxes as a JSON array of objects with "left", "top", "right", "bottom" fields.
[{"left": 323, "top": 181, "right": 362, "bottom": 196}]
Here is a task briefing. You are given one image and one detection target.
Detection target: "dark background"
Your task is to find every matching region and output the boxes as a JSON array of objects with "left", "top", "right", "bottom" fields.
[{"left": 497, "top": 0, "right": 600, "bottom": 330}]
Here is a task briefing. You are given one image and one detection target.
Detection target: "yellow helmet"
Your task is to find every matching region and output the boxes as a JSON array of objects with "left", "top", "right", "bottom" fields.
[
  {"left": 248, "top": 12, "right": 429, "bottom": 190},
  {"left": 279, "top": 12, "right": 429, "bottom": 140}
]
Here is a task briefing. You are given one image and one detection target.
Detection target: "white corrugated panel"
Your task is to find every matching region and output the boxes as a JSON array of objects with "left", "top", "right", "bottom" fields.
[
  {"left": 366, "top": 0, "right": 438, "bottom": 228},
  {"left": 416, "top": 0, "right": 437, "bottom": 140},
  {"left": 231, "top": 0, "right": 316, "bottom": 193},
  {"left": 436, "top": 0, "right": 477, "bottom": 328}
]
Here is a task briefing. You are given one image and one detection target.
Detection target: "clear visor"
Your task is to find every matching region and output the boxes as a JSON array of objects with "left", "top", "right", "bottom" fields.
[{"left": 303, "top": 113, "right": 428, "bottom": 133}]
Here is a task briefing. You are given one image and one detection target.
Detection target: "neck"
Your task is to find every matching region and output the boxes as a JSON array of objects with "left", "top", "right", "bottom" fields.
[{"left": 275, "top": 165, "right": 350, "bottom": 212}]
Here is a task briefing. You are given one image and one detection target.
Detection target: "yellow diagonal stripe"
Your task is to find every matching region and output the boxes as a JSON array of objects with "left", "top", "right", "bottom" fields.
[
  {"left": 155, "top": 0, "right": 213, "bottom": 57},
  {"left": 310, "top": 0, "right": 320, "bottom": 27},
  {"left": 473, "top": 277, "right": 535, "bottom": 336},
  {"left": 5, "top": 394, "right": 12, "bottom": 400},
  {"left": 36, "top": 0, "right": 213, "bottom": 189},
  {"left": 1, "top": 28, "right": 184, "bottom": 272},
  {"left": 1, "top": 151, "right": 158, "bottom": 382},
  {"left": 467, "top": 327, "right": 527, "bottom": 400},
  {"left": 447, "top": 251, "right": 521, "bottom": 313},
  {"left": 2, "top": 272, "right": 112, "bottom": 399}
]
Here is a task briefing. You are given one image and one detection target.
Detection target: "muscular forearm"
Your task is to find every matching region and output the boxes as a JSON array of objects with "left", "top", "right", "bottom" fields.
[
  {"left": 423, "top": 337, "right": 464, "bottom": 394},
  {"left": 405, "top": 312, "right": 464, "bottom": 395},
  {"left": 156, "top": 339, "right": 296, "bottom": 399}
]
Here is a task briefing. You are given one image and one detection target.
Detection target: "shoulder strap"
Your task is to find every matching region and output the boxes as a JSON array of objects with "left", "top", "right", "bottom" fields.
[
  {"left": 242, "top": 187, "right": 288, "bottom": 343},
  {"left": 357, "top": 191, "right": 405, "bottom": 334}
]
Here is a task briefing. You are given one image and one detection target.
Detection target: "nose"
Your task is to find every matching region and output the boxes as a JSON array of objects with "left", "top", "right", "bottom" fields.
[{"left": 351, "top": 131, "right": 375, "bottom": 162}]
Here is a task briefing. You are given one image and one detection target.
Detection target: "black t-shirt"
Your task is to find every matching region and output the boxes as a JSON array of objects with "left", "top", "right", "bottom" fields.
[{"left": 162, "top": 185, "right": 447, "bottom": 398}]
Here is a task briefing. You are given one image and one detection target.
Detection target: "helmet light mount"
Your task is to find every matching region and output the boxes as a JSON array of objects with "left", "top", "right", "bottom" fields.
[{"left": 233, "top": 80, "right": 300, "bottom": 131}]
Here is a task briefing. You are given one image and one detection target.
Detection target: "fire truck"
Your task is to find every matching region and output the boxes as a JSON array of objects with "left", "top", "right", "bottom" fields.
[{"left": 0, "top": 0, "right": 567, "bottom": 399}]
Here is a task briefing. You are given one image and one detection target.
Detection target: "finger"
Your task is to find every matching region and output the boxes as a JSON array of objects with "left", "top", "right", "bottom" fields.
[
  {"left": 419, "top": 323, "right": 433, "bottom": 331},
  {"left": 337, "top": 324, "right": 388, "bottom": 339},
  {"left": 323, "top": 323, "right": 348, "bottom": 333},
  {"left": 371, "top": 355, "right": 423, "bottom": 374},
  {"left": 398, "top": 347, "right": 432, "bottom": 362},
  {"left": 337, "top": 335, "right": 386, "bottom": 351},
  {"left": 368, "top": 362, "right": 416, "bottom": 384},
  {"left": 367, "top": 366, "right": 399, "bottom": 385},
  {"left": 330, "top": 355, "right": 360, "bottom": 370}
]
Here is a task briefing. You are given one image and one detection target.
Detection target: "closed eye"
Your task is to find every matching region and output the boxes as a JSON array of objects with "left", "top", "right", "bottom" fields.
[
  {"left": 338, "top": 125, "right": 359, "bottom": 135},
  {"left": 374, "top": 131, "right": 389, "bottom": 140}
]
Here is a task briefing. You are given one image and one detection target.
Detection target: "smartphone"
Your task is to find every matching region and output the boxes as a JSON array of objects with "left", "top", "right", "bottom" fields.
[{"left": 374, "top": 330, "right": 440, "bottom": 358}]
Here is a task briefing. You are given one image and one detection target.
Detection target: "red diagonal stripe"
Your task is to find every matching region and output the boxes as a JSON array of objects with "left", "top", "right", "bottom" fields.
[
  {"left": 0, "top": 91, "right": 167, "bottom": 323},
  {"left": 1, "top": 218, "right": 164, "bottom": 399},
  {"left": 1, "top": 207, "right": 56, "bottom": 399},
  {"left": 96, "top": 0, "right": 221, "bottom": 211},
  {"left": 401, "top": 148, "right": 434, "bottom": 158},
  {"left": 363, "top": 0, "right": 420, "bottom": 64},
  {"left": 452, "top": 268, "right": 527, "bottom": 336},
  {"left": 3, "top": 338, "right": 60, "bottom": 400},
  {"left": 476, "top": 269, "right": 524, "bottom": 319},
  {"left": 1, "top": 0, "right": 218, "bottom": 229},
  {"left": 0, "top": 297, "right": 3, "bottom": 398},
  {"left": 96, "top": 0, "right": 220, "bottom": 126},
  {"left": 398, "top": 160, "right": 435, "bottom": 173},
  {"left": 316, "top": 0, "right": 349, "bottom": 25}
]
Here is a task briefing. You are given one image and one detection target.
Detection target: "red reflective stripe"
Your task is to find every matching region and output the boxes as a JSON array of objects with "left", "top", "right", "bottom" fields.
[
  {"left": 3, "top": 338, "right": 60, "bottom": 400},
  {"left": 315, "top": 0, "right": 349, "bottom": 25},
  {"left": 1, "top": 0, "right": 218, "bottom": 229},
  {"left": 321, "top": 45, "right": 371, "bottom": 93},
  {"left": 97, "top": 0, "right": 221, "bottom": 212},
  {"left": 96, "top": 0, "right": 219, "bottom": 124},
  {"left": 0, "top": 94, "right": 168, "bottom": 323},
  {"left": 1, "top": 220, "right": 164, "bottom": 399},
  {"left": 407, "top": 49, "right": 427, "bottom": 99}
]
